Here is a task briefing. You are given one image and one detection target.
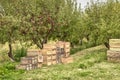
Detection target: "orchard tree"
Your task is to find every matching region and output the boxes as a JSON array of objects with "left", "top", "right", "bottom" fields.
[{"left": 0, "top": 1, "right": 20, "bottom": 60}]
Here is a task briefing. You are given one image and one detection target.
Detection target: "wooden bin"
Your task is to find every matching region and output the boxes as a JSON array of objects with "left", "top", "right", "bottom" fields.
[
  {"left": 21, "top": 56, "right": 38, "bottom": 64},
  {"left": 61, "top": 57, "right": 73, "bottom": 64},
  {"left": 43, "top": 60, "right": 52, "bottom": 66},
  {"left": 64, "top": 42, "right": 70, "bottom": 48},
  {"left": 43, "top": 44, "right": 56, "bottom": 50},
  {"left": 107, "top": 50, "right": 120, "bottom": 62},
  {"left": 38, "top": 62, "right": 42, "bottom": 68},
  {"left": 16, "top": 64, "right": 33, "bottom": 70},
  {"left": 27, "top": 49, "right": 41, "bottom": 57},
  {"left": 38, "top": 54, "right": 43, "bottom": 63},
  {"left": 109, "top": 39, "right": 120, "bottom": 51}
]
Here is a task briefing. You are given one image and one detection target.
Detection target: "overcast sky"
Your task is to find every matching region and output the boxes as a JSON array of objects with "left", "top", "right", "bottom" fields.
[{"left": 77, "top": 0, "right": 106, "bottom": 9}]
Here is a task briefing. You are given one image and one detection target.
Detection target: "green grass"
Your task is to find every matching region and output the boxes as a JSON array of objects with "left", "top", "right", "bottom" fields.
[{"left": 0, "top": 49, "right": 120, "bottom": 80}]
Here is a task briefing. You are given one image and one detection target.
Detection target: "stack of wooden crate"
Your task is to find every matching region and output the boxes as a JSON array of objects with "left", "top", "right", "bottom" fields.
[
  {"left": 107, "top": 39, "right": 120, "bottom": 62},
  {"left": 27, "top": 50, "right": 43, "bottom": 68},
  {"left": 16, "top": 50, "right": 43, "bottom": 70},
  {"left": 42, "top": 44, "right": 57, "bottom": 66},
  {"left": 16, "top": 41, "right": 73, "bottom": 70},
  {"left": 56, "top": 41, "right": 73, "bottom": 64}
]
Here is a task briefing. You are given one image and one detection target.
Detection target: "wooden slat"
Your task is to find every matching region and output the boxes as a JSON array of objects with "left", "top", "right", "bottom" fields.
[
  {"left": 27, "top": 49, "right": 41, "bottom": 56},
  {"left": 107, "top": 50, "right": 120, "bottom": 58},
  {"left": 109, "top": 39, "right": 120, "bottom": 43},
  {"left": 51, "top": 55, "right": 57, "bottom": 60},
  {"left": 61, "top": 57, "right": 73, "bottom": 64},
  {"left": 109, "top": 39, "right": 120, "bottom": 51},
  {"left": 43, "top": 44, "right": 56, "bottom": 50},
  {"left": 21, "top": 56, "right": 38, "bottom": 64},
  {"left": 64, "top": 48, "right": 70, "bottom": 53},
  {"left": 42, "top": 49, "right": 56, "bottom": 55},
  {"left": 43, "top": 61, "right": 52, "bottom": 66},
  {"left": 64, "top": 42, "right": 70, "bottom": 48},
  {"left": 38, "top": 54, "right": 43, "bottom": 62},
  {"left": 43, "top": 55, "right": 52, "bottom": 60},
  {"left": 110, "top": 47, "right": 120, "bottom": 51},
  {"left": 52, "top": 60, "right": 57, "bottom": 65},
  {"left": 37, "top": 62, "right": 42, "bottom": 68}
]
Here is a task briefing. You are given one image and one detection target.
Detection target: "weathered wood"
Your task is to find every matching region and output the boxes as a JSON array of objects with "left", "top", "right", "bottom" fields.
[
  {"left": 107, "top": 50, "right": 120, "bottom": 58},
  {"left": 107, "top": 57, "right": 120, "bottom": 62},
  {"left": 61, "top": 57, "right": 73, "bottom": 64},
  {"left": 110, "top": 47, "right": 120, "bottom": 51},
  {"left": 27, "top": 49, "right": 41, "bottom": 56},
  {"left": 43, "top": 44, "right": 56, "bottom": 50},
  {"left": 51, "top": 55, "right": 57, "bottom": 60},
  {"left": 16, "top": 64, "right": 33, "bottom": 70},
  {"left": 43, "top": 55, "right": 52, "bottom": 60},
  {"left": 43, "top": 60, "right": 52, "bottom": 66},
  {"left": 38, "top": 62, "right": 42, "bottom": 68},
  {"left": 109, "top": 39, "right": 120, "bottom": 51},
  {"left": 109, "top": 39, "right": 120, "bottom": 43},
  {"left": 52, "top": 60, "right": 57, "bottom": 65},
  {"left": 64, "top": 48, "right": 70, "bottom": 53},
  {"left": 38, "top": 54, "right": 43, "bottom": 62},
  {"left": 64, "top": 42, "right": 70, "bottom": 48},
  {"left": 42, "top": 49, "right": 56, "bottom": 55},
  {"left": 21, "top": 56, "right": 38, "bottom": 64},
  {"left": 107, "top": 50, "right": 120, "bottom": 62},
  {"left": 32, "top": 64, "right": 38, "bottom": 69}
]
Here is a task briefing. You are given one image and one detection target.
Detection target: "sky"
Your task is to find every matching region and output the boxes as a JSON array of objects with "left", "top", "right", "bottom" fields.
[{"left": 77, "top": 0, "right": 106, "bottom": 9}]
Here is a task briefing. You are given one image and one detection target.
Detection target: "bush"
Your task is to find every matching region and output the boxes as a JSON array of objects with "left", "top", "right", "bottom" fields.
[{"left": 13, "top": 47, "right": 27, "bottom": 62}]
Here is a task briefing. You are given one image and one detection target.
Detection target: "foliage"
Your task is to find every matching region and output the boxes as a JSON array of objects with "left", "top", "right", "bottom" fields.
[{"left": 13, "top": 47, "right": 27, "bottom": 62}]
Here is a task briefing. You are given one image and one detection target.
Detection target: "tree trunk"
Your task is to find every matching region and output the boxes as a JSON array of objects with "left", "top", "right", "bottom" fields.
[
  {"left": 79, "top": 39, "right": 83, "bottom": 45},
  {"left": 104, "top": 42, "right": 110, "bottom": 49},
  {"left": 8, "top": 43, "right": 14, "bottom": 61}
]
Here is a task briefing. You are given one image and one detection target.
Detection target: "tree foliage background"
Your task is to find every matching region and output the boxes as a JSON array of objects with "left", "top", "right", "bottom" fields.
[{"left": 0, "top": 0, "right": 120, "bottom": 59}]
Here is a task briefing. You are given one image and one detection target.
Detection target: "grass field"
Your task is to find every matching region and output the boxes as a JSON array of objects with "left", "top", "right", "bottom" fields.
[{"left": 0, "top": 46, "right": 120, "bottom": 80}]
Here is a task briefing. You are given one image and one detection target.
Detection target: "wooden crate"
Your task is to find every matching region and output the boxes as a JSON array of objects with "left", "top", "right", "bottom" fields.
[
  {"left": 56, "top": 41, "right": 65, "bottom": 48},
  {"left": 61, "top": 57, "right": 73, "bottom": 64},
  {"left": 110, "top": 47, "right": 120, "bottom": 51},
  {"left": 21, "top": 56, "right": 38, "bottom": 64},
  {"left": 65, "top": 52, "right": 70, "bottom": 57},
  {"left": 32, "top": 64, "right": 38, "bottom": 69},
  {"left": 107, "top": 50, "right": 120, "bottom": 58},
  {"left": 38, "top": 62, "right": 42, "bottom": 68},
  {"left": 38, "top": 54, "right": 43, "bottom": 63},
  {"left": 107, "top": 57, "right": 120, "bottom": 62},
  {"left": 16, "top": 64, "right": 32, "bottom": 70},
  {"left": 43, "top": 60, "right": 52, "bottom": 66},
  {"left": 109, "top": 39, "right": 120, "bottom": 51},
  {"left": 43, "top": 55, "right": 52, "bottom": 61},
  {"left": 27, "top": 49, "right": 41, "bottom": 56},
  {"left": 42, "top": 49, "right": 56, "bottom": 55},
  {"left": 107, "top": 50, "right": 120, "bottom": 62},
  {"left": 52, "top": 60, "right": 57, "bottom": 65},
  {"left": 43, "top": 44, "right": 56, "bottom": 50},
  {"left": 64, "top": 42, "right": 70, "bottom": 48},
  {"left": 51, "top": 54, "right": 57, "bottom": 60},
  {"left": 64, "top": 48, "right": 70, "bottom": 53}
]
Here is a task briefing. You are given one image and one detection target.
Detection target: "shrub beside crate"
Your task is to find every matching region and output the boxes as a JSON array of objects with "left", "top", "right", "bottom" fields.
[{"left": 107, "top": 39, "right": 120, "bottom": 62}]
